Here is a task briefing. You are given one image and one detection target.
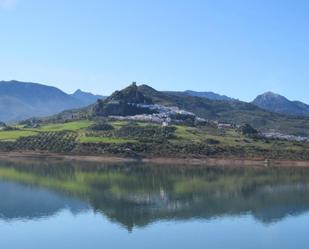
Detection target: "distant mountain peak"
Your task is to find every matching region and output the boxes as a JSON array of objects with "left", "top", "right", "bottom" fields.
[
  {"left": 258, "top": 91, "right": 283, "bottom": 99},
  {"left": 71, "top": 89, "right": 105, "bottom": 106},
  {"left": 252, "top": 92, "right": 309, "bottom": 116},
  {"left": 254, "top": 91, "right": 289, "bottom": 104},
  {"left": 74, "top": 89, "right": 83, "bottom": 94},
  {"left": 73, "top": 88, "right": 98, "bottom": 95},
  {"left": 263, "top": 91, "right": 276, "bottom": 95}
]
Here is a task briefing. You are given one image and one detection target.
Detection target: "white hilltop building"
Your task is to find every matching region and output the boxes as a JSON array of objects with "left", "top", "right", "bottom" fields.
[{"left": 110, "top": 103, "right": 205, "bottom": 126}]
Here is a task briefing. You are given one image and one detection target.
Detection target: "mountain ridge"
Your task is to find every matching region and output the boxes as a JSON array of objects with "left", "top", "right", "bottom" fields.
[
  {"left": 0, "top": 80, "right": 102, "bottom": 122},
  {"left": 166, "top": 90, "right": 233, "bottom": 101},
  {"left": 2, "top": 80, "right": 309, "bottom": 136}
]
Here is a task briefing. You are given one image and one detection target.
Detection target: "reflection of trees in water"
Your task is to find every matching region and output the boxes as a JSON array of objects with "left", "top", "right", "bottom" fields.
[{"left": 0, "top": 158, "right": 309, "bottom": 230}]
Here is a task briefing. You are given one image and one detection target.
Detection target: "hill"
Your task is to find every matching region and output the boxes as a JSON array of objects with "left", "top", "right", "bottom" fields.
[
  {"left": 0, "top": 81, "right": 99, "bottom": 122},
  {"left": 93, "top": 83, "right": 155, "bottom": 117},
  {"left": 49, "top": 83, "right": 309, "bottom": 136},
  {"left": 136, "top": 85, "right": 309, "bottom": 136},
  {"left": 252, "top": 92, "right": 309, "bottom": 116},
  {"left": 2, "top": 112, "right": 309, "bottom": 160}
]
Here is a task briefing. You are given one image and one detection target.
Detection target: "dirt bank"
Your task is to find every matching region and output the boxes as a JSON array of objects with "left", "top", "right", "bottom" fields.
[{"left": 0, "top": 151, "right": 309, "bottom": 168}]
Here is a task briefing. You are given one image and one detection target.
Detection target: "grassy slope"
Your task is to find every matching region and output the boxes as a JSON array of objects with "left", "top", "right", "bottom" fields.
[
  {"left": 172, "top": 124, "right": 305, "bottom": 151},
  {"left": 0, "top": 130, "right": 37, "bottom": 141},
  {"left": 0, "top": 119, "right": 307, "bottom": 159},
  {"left": 38, "top": 120, "right": 94, "bottom": 131},
  {"left": 0, "top": 120, "right": 137, "bottom": 144}
]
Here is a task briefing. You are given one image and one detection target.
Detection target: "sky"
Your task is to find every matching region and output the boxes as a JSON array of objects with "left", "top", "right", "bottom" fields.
[{"left": 1, "top": 0, "right": 309, "bottom": 102}]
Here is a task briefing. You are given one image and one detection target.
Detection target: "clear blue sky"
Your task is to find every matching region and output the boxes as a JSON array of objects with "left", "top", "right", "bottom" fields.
[{"left": 1, "top": 0, "right": 309, "bottom": 102}]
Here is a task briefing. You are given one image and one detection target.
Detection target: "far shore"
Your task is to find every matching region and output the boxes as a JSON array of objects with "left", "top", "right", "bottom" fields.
[{"left": 0, "top": 151, "right": 309, "bottom": 168}]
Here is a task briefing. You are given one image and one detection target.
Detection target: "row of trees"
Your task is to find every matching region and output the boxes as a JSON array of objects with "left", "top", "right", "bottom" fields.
[{"left": 15, "top": 132, "right": 78, "bottom": 152}]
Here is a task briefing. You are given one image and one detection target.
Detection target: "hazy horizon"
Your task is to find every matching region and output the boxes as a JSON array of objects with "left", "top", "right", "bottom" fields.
[{"left": 1, "top": 0, "right": 309, "bottom": 102}]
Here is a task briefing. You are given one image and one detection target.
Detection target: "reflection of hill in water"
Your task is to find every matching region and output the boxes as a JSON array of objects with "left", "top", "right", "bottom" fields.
[
  {"left": 0, "top": 181, "right": 88, "bottom": 221},
  {"left": 0, "top": 159, "right": 309, "bottom": 230}
]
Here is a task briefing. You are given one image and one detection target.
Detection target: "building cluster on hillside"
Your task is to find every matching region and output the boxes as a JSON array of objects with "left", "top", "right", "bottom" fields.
[
  {"left": 262, "top": 132, "right": 309, "bottom": 142},
  {"left": 210, "top": 121, "right": 309, "bottom": 142},
  {"left": 211, "top": 121, "right": 240, "bottom": 129},
  {"left": 110, "top": 103, "right": 206, "bottom": 126},
  {"left": 134, "top": 103, "right": 196, "bottom": 116},
  {"left": 110, "top": 114, "right": 172, "bottom": 125}
]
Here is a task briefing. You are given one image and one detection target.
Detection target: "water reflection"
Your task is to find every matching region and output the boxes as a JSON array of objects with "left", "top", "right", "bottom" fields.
[
  {"left": 0, "top": 158, "right": 309, "bottom": 230},
  {"left": 0, "top": 181, "right": 88, "bottom": 221}
]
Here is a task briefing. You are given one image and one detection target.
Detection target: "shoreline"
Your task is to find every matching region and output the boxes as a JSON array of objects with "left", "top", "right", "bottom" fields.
[{"left": 0, "top": 151, "right": 309, "bottom": 167}]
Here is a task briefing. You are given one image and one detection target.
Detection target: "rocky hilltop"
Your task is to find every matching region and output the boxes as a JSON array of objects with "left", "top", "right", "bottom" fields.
[{"left": 93, "top": 82, "right": 200, "bottom": 125}]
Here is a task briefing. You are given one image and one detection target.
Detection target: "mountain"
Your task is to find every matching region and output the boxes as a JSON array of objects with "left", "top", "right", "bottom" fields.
[
  {"left": 50, "top": 83, "right": 309, "bottom": 136},
  {"left": 71, "top": 89, "right": 105, "bottom": 106},
  {"left": 166, "top": 90, "right": 233, "bottom": 101},
  {"left": 5, "top": 80, "right": 309, "bottom": 136},
  {"left": 252, "top": 92, "right": 309, "bottom": 116},
  {"left": 0, "top": 80, "right": 87, "bottom": 122}
]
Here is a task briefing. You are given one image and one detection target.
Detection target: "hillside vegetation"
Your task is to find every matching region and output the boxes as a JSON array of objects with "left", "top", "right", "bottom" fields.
[{"left": 0, "top": 119, "right": 307, "bottom": 160}]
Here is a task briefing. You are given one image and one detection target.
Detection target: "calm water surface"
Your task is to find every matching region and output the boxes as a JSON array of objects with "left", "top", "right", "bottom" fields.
[{"left": 0, "top": 158, "right": 308, "bottom": 248}]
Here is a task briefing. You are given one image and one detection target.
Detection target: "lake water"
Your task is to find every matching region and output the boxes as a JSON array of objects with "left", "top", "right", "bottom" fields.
[{"left": 0, "top": 158, "right": 308, "bottom": 248}]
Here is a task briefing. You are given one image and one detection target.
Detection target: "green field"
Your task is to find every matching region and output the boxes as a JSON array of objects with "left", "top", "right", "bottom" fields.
[
  {"left": 0, "top": 119, "right": 301, "bottom": 150},
  {"left": 0, "top": 130, "right": 38, "bottom": 141},
  {"left": 0, "top": 120, "right": 94, "bottom": 141},
  {"left": 109, "top": 120, "right": 156, "bottom": 128},
  {"left": 38, "top": 120, "right": 94, "bottom": 131}
]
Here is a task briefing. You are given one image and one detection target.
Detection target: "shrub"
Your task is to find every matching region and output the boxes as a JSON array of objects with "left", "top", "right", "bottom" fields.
[
  {"left": 89, "top": 123, "right": 114, "bottom": 131},
  {"left": 205, "top": 138, "right": 220, "bottom": 145},
  {"left": 3, "top": 126, "right": 19, "bottom": 131},
  {"left": 238, "top": 124, "right": 259, "bottom": 137}
]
